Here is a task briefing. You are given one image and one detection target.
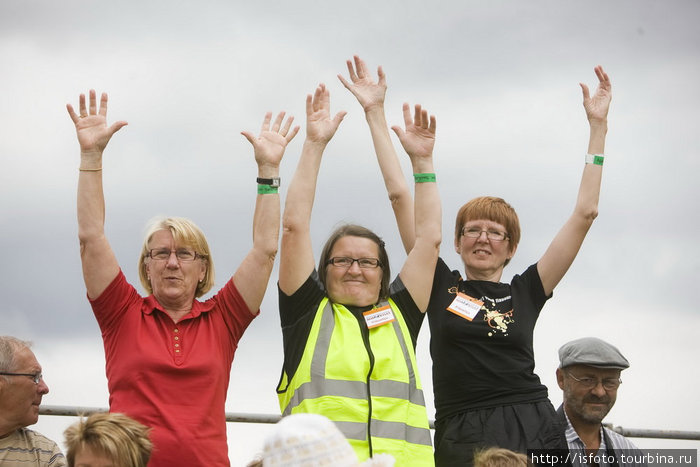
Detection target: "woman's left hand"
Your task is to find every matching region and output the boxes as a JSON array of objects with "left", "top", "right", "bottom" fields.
[
  {"left": 391, "top": 103, "right": 436, "bottom": 162},
  {"left": 242, "top": 112, "right": 299, "bottom": 168},
  {"left": 581, "top": 65, "right": 611, "bottom": 125}
]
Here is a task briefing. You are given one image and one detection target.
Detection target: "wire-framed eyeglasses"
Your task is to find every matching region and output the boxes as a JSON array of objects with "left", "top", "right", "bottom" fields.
[
  {"left": 461, "top": 227, "right": 509, "bottom": 242},
  {"left": 147, "top": 248, "right": 203, "bottom": 262},
  {"left": 567, "top": 372, "right": 621, "bottom": 390},
  {"left": 0, "top": 372, "right": 43, "bottom": 384},
  {"left": 327, "top": 257, "right": 382, "bottom": 269}
]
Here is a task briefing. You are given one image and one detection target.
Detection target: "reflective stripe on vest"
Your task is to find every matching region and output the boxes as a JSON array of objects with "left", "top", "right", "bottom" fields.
[{"left": 281, "top": 299, "right": 432, "bottom": 448}]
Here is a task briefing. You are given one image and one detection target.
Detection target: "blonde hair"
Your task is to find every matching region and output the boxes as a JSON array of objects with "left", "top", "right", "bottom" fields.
[
  {"left": 64, "top": 412, "right": 152, "bottom": 467},
  {"left": 137, "top": 216, "right": 214, "bottom": 297},
  {"left": 473, "top": 447, "right": 529, "bottom": 467}
]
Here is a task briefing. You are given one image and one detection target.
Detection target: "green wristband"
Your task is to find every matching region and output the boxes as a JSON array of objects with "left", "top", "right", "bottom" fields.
[
  {"left": 585, "top": 153, "right": 605, "bottom": 166},
  {"left": 257, "top": 184, "right": 279, "bottom": 195},
  {"left": 414, "top": 173, "right": 436, "bottom": 183}
]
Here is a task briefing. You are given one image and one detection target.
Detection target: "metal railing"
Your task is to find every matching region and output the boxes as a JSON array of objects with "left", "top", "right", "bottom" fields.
[{"left": 39, "top": 405, "right": 700, "bottom": 441}]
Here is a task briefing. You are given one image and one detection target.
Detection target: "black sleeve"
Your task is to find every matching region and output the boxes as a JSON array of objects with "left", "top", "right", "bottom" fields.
[
  {"left": 389, "top": 275, "right": 426, "bottom": 349},
  {"left": 278, "top": 271, "right": 326, "bottom": 380}
]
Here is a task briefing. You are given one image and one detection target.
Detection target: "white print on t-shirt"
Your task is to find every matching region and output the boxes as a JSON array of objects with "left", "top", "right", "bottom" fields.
[{"left": 483, "top": 308, "right": 514, "bottom": 336}]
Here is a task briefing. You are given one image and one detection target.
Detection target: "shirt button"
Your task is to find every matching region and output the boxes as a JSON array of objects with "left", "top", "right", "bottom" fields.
[
  {"left": 174, "top": 328, "right": 179, "bottom": 333},
  {"left": 174, "top": 336, "right": 179, "bottom": 341},
  {"left": 174, "top": 343, "right": 180, "bottom": 348},
  {"left": 175, "top": 349, "right": 180, "bottom": 353}
]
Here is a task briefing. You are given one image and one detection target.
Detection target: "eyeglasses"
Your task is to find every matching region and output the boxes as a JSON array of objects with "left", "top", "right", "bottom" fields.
[
  {"left": 0, "top": 372, "right": 43, "bottom": 384},
  {"left": 461, "top": 227, "right": 509, "bottom": 242},
  {"left": 567, "top": 372, "right": 621, "bottom": 390},
  {"left": 147, "top": 248, "right": 203, "bottom": 262},
  {"left": 327, "top": 257, "right": 382, "bottom": 269}
]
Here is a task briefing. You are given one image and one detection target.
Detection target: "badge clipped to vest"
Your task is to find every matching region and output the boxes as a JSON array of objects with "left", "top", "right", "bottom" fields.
[
  {"left": 447, "top": 293, "right": 484, "bottom": 321},
  {"left": 363, "top": 305, "right": 396, "bottom": 329}
]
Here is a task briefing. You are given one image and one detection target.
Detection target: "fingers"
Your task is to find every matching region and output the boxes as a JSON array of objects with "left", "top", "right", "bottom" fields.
[
  {"left": 402, "top": 102, "right": 412, "bottom": 127},
  {"left": 240, "top": 130, "right": 257, "bottom": 145},
  {"left": 260, "top": 112, "right": 273, "bottom": 133},
  {"left": 377, "top": 66, "right": 386, "bottom": 86},
  {"left": 286, "top": 125, "right": 300, "bottom": 143},
  {"left": 79, "top": 93, "right": 87, "bottom": 117},
  {"left": 89, "top": 89, "right": 97, "bottom": 116},
  {"left": 332, "top": 111, "right": 347, "bottom": 126},
  {"left": 108, "top": 121, "right": 128, "bottom": 135},
  {"left": 346, "top": 59, "right": 358, "bottom": 82},
  {"left": 66, "top": 103, "right": 79, "bottom": 123},
  {"left": 99, "top": 92, "right": 109, "bottom": 117},
  {"left": 579, "top": 82, "right": 590, "bottom": 101},
  {"left": 271, "top": 111, "right": 286, "bottom": 133}
]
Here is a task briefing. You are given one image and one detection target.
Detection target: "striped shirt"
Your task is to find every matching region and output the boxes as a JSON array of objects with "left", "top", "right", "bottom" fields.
[
  {"left": 563, "top": 410, "right": 646, "bottom": 467},
  {"left": 0, "top": 427, "right": 66, "bottom": 466}
]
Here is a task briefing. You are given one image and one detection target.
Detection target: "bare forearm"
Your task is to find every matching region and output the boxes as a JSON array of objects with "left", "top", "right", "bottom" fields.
[
  {"left": 77, "top": 150, "right": 106, "bottom": 245},
  {"left": 365, "top": 107, "right": 416, "bottom": 252}
]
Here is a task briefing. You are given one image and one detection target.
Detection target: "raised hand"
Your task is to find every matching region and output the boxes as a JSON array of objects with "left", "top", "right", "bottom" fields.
[
  {"left": 337, "top": 55, "right": 387, "bottom": 112},
  {"left": 306, "top": 83, "right": 347, "bottom": 144},
  {"left": 67, "top": 90, "right": 127, "bottom": 154},
  {"left": 391, "top": 103, "right": 437, "bottom": 162},
  {"left": 580, "top": 65, "right": 612, "bottom": 125},
  {"left": 242, "top": 112, "right": 299, "bottom": 168}
]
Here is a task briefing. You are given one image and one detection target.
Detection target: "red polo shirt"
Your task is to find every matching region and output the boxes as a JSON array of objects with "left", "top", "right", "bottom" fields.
[{"left": 90, "top": 270, "right": 256, "bottom": 467}]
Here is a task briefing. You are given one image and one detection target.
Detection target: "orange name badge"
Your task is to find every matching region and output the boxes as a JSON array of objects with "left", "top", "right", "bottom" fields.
[
  {"left": 363, "top": 305, "right": 396, "bottom": 329},
  {"left": 447, "top": 293, "right": 484, "bottom": 321}
]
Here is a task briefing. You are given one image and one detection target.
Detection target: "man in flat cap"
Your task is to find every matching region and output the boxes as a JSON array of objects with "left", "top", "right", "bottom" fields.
[{"left": 556, "top": 337, "right": 644, "bottom": 466}]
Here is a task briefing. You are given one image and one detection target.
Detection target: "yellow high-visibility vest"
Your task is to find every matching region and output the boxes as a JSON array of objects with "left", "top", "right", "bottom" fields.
[{"left": 277, "top": 297, "right": 434, "bottom": 466}]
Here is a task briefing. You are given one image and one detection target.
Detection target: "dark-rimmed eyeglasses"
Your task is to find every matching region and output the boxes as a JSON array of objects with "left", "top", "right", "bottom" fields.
[
  {"left": 0, "top": 372, "right": 43, "bottom": 384},
  {"left": 327, "top": 257, "right": 382, "bottom": 269},
  {"left": 461, "top": 227, "right": 509, "bottom": 242},
  {"left": 147, "top": 249, "right": 203, "bottom": 262},
  {"left": 567, "top": 372, "right": 621, "bottom": 390}
]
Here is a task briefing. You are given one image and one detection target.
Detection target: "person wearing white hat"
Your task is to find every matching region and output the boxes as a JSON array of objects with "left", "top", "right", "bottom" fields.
[
  {"left": 247, "top": 414, "right": 395, "bottom": 467},
  {"left": 555, "top": 337, "right": 644, "bottom": 466}
]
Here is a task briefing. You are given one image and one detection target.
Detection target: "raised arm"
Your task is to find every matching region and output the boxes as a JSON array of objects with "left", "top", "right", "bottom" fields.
[
  {"left": 339, "top": 55, "right": 415, "bottom": 253},
  {"left": 394, "top": 104, "right": 441, "bottom": 313},
  {"left": 68, "top": 90, "right": 128, "bottom": 299},
  {"left": 279, "top": 84, "right": 346, "bottom": 295},
  {"left": 236, "top": 112, "right": 299, "bottom": 314},
  {"left": 537, "top": 66, "right": 612, "bottom": 296}
]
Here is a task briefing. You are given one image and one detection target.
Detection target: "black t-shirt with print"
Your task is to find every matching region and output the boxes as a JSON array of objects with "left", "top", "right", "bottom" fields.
[{"left": 428, "top": 257, "right": 551, "bottom": 421}]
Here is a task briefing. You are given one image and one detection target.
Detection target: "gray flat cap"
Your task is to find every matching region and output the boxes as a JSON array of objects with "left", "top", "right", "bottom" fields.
[{"left": 558, "top": 337, "right": 629, "bottom": 369}]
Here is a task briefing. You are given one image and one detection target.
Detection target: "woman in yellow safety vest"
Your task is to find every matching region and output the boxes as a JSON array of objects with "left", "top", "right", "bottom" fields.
[{"left": 276, "top": 82, "right": 440, "bottom": 467}]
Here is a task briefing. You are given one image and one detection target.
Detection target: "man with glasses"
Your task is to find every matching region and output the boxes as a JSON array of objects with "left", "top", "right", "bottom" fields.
[
  {"left": 0, "top": 336, "right": 66, "bottom": 466},
  {"left": 556, "top": 337, "right": 644, "bottom": 466}
]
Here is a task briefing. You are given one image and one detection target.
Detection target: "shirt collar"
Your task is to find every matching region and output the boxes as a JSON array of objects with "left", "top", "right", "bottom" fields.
[{"left": 143, "top": 294, "right": 215, "bottom": 318}]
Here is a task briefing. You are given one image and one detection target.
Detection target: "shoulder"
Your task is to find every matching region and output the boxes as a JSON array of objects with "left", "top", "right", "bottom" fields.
[{"left": 603, "top": 426, "right": 641, "bottom": 450}]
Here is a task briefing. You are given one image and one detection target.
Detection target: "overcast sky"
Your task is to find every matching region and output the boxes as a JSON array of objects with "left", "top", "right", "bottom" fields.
[{"left": 1, "top": 0, "right": 699, "bottom": 464}]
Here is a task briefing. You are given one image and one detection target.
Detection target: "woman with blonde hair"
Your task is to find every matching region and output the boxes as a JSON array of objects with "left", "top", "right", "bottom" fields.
[{"left": 64, "top": 413, "right": 152, "bottom": 467}]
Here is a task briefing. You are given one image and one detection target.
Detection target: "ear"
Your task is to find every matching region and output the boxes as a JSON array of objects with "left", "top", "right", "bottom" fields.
[
  {"left": 454, "top": 235, "right": 461, "bottom": 254},
  {"left": 507, "top": 242, "right": 518, "bottom": 261},
  {"left": 198, "top": 261, "right": 207, "bottom": 282},
  {"left": 556, "top": 368, "right": 565, "bottom": 390}
]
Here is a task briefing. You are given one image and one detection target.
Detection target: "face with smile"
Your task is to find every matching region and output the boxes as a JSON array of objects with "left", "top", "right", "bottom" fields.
[
  {"left": 144, "top": 230, "right": 206, "bottom": 308},
  {"left": 455, "top": 219, "right": 515, "bottom": 281},
  {"left": 557, "top": 364, "right": 621, "bottom": 426},
  {"left": 0, "top": 346, "right": 49, "bottom": 434},
  {"left": 325, "top": 236, "right": 383, "bottom": 307}
]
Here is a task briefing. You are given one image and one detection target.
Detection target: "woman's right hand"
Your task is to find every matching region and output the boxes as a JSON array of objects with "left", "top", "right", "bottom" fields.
[
  {"left": 305, "top": 83, "right": 346, "bottom": 145},
  {"left": 337, "top": 55, "right": 387, "bottom": 112},
  {"left": 67, "top": 89, "right": 127, "bottom": 155}
]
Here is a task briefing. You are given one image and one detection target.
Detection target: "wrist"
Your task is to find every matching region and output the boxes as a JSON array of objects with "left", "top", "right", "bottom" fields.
[{"left": 256, "top": 163, "right": 280, "bottom": 179}]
